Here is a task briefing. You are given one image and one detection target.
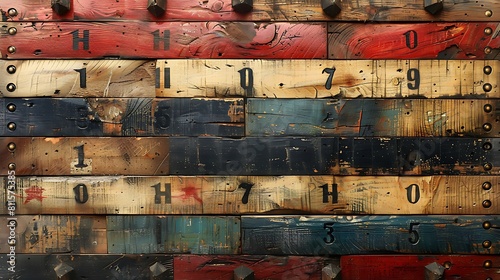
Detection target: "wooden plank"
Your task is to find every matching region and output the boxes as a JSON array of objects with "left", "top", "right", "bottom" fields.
[
  {"left": 0, "top": 254, "right": 174, "bottom": 279},
  {"left": 1, "top": 176, "right": 497, "bottom": 215},
  {"left": 241, "top": 215, "right": 500, "bottom": 255},
  {"left": 2, "top": 0, "right": 499, "bottom": 21},
  {"left": 157, "top": 59, "right": 500, "bottom": 98},
  {"left": 0, "top": 215, "right": 107, "bottom": 253},
  {"left": 0, "top": 137, "right": 170, "bottom": 175},
  {"left": 2, "top": 137, "right": 498, "bottom": 176},
  {"left": 328, "top": 23, "right": 500, "bottom": 59},
  {"left": 0, "top": 22, "right": 326, "bottom": 59},
  {"left": 107, "top": 216, "right": 240, "bottom": 254},
  {"left": 246, "top": 99, "right": 499, "bottom": 137},
  {"left": 0, "top": 98, "right": 244, "bottom": 137},
  {"left": 0, "top": 60, "right": 156, "bottom": 97},
  {"left": 341, "top": 255, "right": 500, "bottom": 280}
]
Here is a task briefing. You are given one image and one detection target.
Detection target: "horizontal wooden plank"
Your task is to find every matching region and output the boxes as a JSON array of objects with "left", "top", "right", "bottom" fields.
[
  {"left": 0, "top": 60, "right": 156, "bottom": 97},
  {"left": 0, "top": 22, "right": 326, "bottom": 59},
  {"left": 341, "top": 255, "right": 500, "bottom": 280},
  {"left": 247, "top": 99, "right": 499, "bottom": 137},
  {"left": 0, "top": 176, "right": 497, "bottom": 215},
  {"left": 2, "top": 137, "right": 498, "bottom": 175},
  {"left": 0, "top": 215, "right": 106, "bottom": 253},
  {"left": 0, "top": 254, "right": 174, "bottom": 279},
  {"left": 2, "top": 0, "right": 499, "bottom": 21},
  {"left": 107, "top": 216, "right": 240, "bottom": 254},
  {"left": 241, "top": 215, "right": 500, "bottom": 255},
  {"left": 157, "top": 59, "right": 499, "bottom": 98},
  {"left": 0, "top": 98, "right": 244, "bottom": 137},
  {"left": 328, "top": 23, "right": 500, "bottom": 59}
]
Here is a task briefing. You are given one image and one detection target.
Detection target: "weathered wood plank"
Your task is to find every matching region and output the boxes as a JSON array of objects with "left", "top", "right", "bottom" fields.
[
  {"left": 2, "top": 0, "right": 499, "bottom": 21},
  {"left": 2, "top": 137, "right": 498, "bottom": 175},
  {"left": 0, "top": 98, "right": 244, "bottom": 137},
  {"left": 0, "top": 60, "right": 156, "bottom": 97},
  {"left": 241, "top": 215, "right": 500, "bottom": 255},
  {"left": 0, "top": 176, "right": 497, "bottom": 215},
  {"left": 246, "top": 99, "right": 499, "bottom": 137},
  {"left": 107, "top": 216, "right": 240, "bottom": 254},
  {"left": 0, "top": 254, "right": 175, "bottom": 279},
  {"left": 341, "top": 255, "right": 500, "bottom": 280},
  {"left": 0, "top": 22, "right": 326, "bottom": 59},
  {"left": 0, "top": 215, "right": 107, "bottom": 253},
  {"left": 328, "top": 23, "right": 500, "bottom": 59},
  {"left": 156, "top": 59, "right": 499, "bottom": 98}
]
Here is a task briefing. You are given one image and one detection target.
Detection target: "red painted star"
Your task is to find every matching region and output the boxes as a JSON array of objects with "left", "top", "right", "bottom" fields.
[{"left": 23, "top": 186, "right": 46, "bottom": 204}]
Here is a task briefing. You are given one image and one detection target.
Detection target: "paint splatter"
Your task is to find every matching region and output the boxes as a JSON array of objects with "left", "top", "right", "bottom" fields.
[
  {"left": 23, "top": 186, "right": 46, "bottom": 204},
  {"left": 181, "top": 186, "right": 202, "bottom": 204}
]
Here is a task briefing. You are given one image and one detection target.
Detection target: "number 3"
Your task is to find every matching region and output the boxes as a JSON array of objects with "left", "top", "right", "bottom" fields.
[{"left": 323, "top": 222, "right": 335, "bottom": 244}]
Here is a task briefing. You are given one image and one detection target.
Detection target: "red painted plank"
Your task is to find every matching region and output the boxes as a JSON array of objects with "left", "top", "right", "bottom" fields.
[
  {"left": 328, "top": 23, "right": 500, "bottom": 59},
  {"left": 341, "top": 255, "right": 499, "bottom": 280},
  {"left": 0, "top": 22, "right": 326, "bottom": 59}
]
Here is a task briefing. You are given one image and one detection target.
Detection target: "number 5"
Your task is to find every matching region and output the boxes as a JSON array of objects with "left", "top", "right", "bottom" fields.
[{"left": 408, "top": 222, "right": 420, "bottom": 245}]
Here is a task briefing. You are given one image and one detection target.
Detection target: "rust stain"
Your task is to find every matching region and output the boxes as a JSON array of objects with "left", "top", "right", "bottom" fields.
[{"left": 228, "top": 101, "right": 244, "bottom": 122}]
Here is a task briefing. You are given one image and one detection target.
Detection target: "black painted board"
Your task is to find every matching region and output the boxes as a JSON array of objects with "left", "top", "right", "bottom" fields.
[
  {"left": 0, "top": 254, "right": 174, "bottom": 279},
  {"left": 0, "top": 98, "right": 244, "bottom": 137}
]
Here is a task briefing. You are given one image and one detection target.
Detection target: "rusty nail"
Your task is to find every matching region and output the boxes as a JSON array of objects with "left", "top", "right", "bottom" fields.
[
  {"left": 483, "top": 240, "right": 492, "bottom": 248},
  {"left": 482, "top": 200, "right": 492, "bottom": 208},
  {"left": 483, "top": 221, "right": 491, "bottom": 229},
  {"left": 484, "top": 104, "right": 492, "bottom": 112},
  {"left": 8, "top": 27, "right": 17, "bottom": 35},
  {"left": 7, "top": 65, "right": 16, "bottom": 74},
  {"left": 6, "top": 83, "right": 16, "bottom": 92},
  {"left": 8, "top": 8, "right": 18, "bottom": 17},
  {"left": 483, "top": 66, "right": 492, "bottom": 75},
  {"left": 482, "top": 182, "right": 492, "bottom": 190},
  {"left": 8, "top": 163, "right": 16, "bottom": 170},
  {"left": 424, "top": 0, "right": 444, "bottom": 15},
  {"left": 7, "top": 142, "right": 16, "bottom": 151},
  {"left": 483, "top": 83, "right": 492, "bottom": 92},
  {"left": 485, "top": 10, "right": 493, "bottom": 17},
  {"left": 7, "top": 46, "right": 16, "bottom": 54},
  {"left": 7, "top": 122, "right": 16, "bottom": 131},
  {"left": 483, "top": 142, "right": 492, "bottom": 150},
  {"left": 483, "top": 162, "right": 493, "bottom": 171}
]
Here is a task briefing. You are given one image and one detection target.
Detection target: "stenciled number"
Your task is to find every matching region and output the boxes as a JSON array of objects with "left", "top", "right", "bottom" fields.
[
  {"left": 405, "top": 184, "right": 420, "bottom": 204},
  {"left": 407, "top": 68, "right": 420, "bottom": 90},
  {"left": 408, "top": 222, "right": 420, "bottom": 245},
  {"left": 74, "top": 68, "right": 87, "bottom": 88},
  {"left": 73, "top": 145, "right": 88, "bottom": 168},
  {"left": 322, "top": 67, "right": 336, "bottom": 90},
  {"left": 238, "top": 68, "right": 254, "bottom": 96},
  {"left": 73, "top": 184, "right": 89, "bottom": 204},
  {"left": 323, "top": 222, "right": 335, "bottom": 244},
  {"left": 404, "top": 30, "right": 418, "bottom": 49},
  {"left": 239, "top": 183, "right": 254, "bottom": 204}
]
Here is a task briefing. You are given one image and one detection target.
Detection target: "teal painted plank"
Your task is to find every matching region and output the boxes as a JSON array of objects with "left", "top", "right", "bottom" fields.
[
  {"left": 241, "top": 215, "right": 500, "bottom": 255},
  {"left": 107, "top": 216, "right": 240, "bottom": 254}
]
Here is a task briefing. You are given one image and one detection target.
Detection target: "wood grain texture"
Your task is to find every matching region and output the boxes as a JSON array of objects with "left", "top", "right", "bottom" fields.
[
  {"left": 0, "top": 215, "right": 107, "bottom": 254},
  {"left": 0, "top": 176, "right": 497, "bottom": 215},
  {"left": 0, "top": 22, "right": 326, "bottom": 59},
  {"left": 241, "top": 215, "right": 500, "bottom": 255},
  {"left": 107, "top": 216, "right": 240, "bottom": 254},
  {"left": 2, "top": 0, "right": 499, "bottom": 21},
  {"left": 341, "top": 255, "right": 500, "bottom": 280},
  {"left": 2, "top": 137, "right": 497, "bottom": 176},
  {"left": 156, "top": 59, "right": 499, "bottom": 98},
  {"left": 247, "top": 99, "right": 499, "bottom": 137},
  {"left": 0, "top": 98, "right": 244, "bottom": 137},
  {"left": 0, "top": 60, "right": 156, "bottom": 97},
  {"left": 328, "top": 23, "right": 500, "bottom": 59}
]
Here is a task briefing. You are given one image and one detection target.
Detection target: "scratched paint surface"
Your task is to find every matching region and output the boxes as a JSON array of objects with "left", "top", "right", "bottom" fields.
[{"left": 241, "top": 215, "right": 500, "bottom": 255}]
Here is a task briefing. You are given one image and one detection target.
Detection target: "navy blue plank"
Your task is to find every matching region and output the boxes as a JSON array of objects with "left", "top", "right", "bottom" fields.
[{"left": 241, "top": 215, "right": 500, "bottom": 255}]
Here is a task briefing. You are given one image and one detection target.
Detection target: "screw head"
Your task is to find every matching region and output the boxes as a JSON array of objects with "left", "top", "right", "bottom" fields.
[
  {"left": 7, "top": 142, "right": 16, "bottom": 151},
  {"left": 7, "top": 122, "right": 16, "bottom": 131},
  {"left": 484, "top": 27, "right": 493, "bottom": 35},
  {"left": 482, "top": 200, "right": 492, "bottom": 208},
  {"left": 482, "top": 182, "right": 492, "bottom": 190},
  {"left": 6, "top": 83, "right": 16, "bottom": 92},
  {"left": 483, "top": 260, "right": 492, "bottom": 268},
  {"left": 483, "top": 162, "right": 493, "bottom": 171},
  {"left": 8, "top": 27, "right": 17, "bottom": 35},
  {"left": 484, "top": 66, "right": 492, "bottom": 75},
  {"left": 8, "top": 8, "right": 18, "bottom": 17},
  {"left": 7, "top": 65, "right": 16, "bottom": 74},
  {"left": 484, "top": 47, "right": 492, "bottom": 54},
  {"left": 483, "top": 221, "right": 491, "bottom": 229},
  {"left": 8, "top": 163, "right": 16, "bottom": 170},
  {"left": 443, "top": 261, "right": 452, "bottom": 269},
  {"left": 482, "top": 240, "right": 492, "bottom": 248},
  {"left": 484, "top": 104, "right": 493, "bottom": 112},
  {"left": 483, "top": 142, "right": 492, "bottom": 150},
  {"left": 485, "top": 10, "right": 493, "bottom": 17},
  {"left": 7, "top": 46, "right": 16, "bottom": 54},
  {"left": 483, "top": 83, "right": 492, "bottom": 92},
  {"left": 483, "top": 123, "right": 492, "bottom": 131},
  {"left": 7, "top": 103, "right": 16, "bottom": 112}
]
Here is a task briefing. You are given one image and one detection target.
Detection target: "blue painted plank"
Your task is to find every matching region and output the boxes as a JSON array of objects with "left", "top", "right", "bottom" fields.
[{"left": 241, "top": 215, "right": 500, "bottom": 255}]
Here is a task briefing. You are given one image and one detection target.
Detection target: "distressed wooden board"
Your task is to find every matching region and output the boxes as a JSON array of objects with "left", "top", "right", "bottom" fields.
[
  {"left": 0, "top": 215, "right": 107, "bottom": 254},
  {"left": 241, "top": 215, "right": 500, "bottom": 255},
  {"left": 2, "top": 0, "right": 499, "bottom": 21},
  {"left": 341, "top": 255, "right": 500, "bottom": 280},
  {"left": 0, "top": 98, "right": 244, "bottom": 137},
  {"left": 246, "top": 99, "right": 499, "bottom": 137},
  {"left": 107, "top": 216, "right": 240, "bottom": 254},
  {"left": 156, "top": 59, "right": 499, "bottom": 98},
  {"left": 2, "top": 137, "right": 498, "bottom": 176},
  {"left": 1, "top": 176, "right": 497, "bottom": 215},
  {"left": 0, "top": 22, "right": 326, "bottom": 59},
  {"left": 0, "top": 254, "right": 174, "bottom": 279},
  {"left": 0, "top": 60, "right": 156, "bottom": 97},
  {"left": 328, "top": 23, "right": 500, "bottom": 60},
  {"left": 0, "top": 137, "right": 170, "bottom": 175}
]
